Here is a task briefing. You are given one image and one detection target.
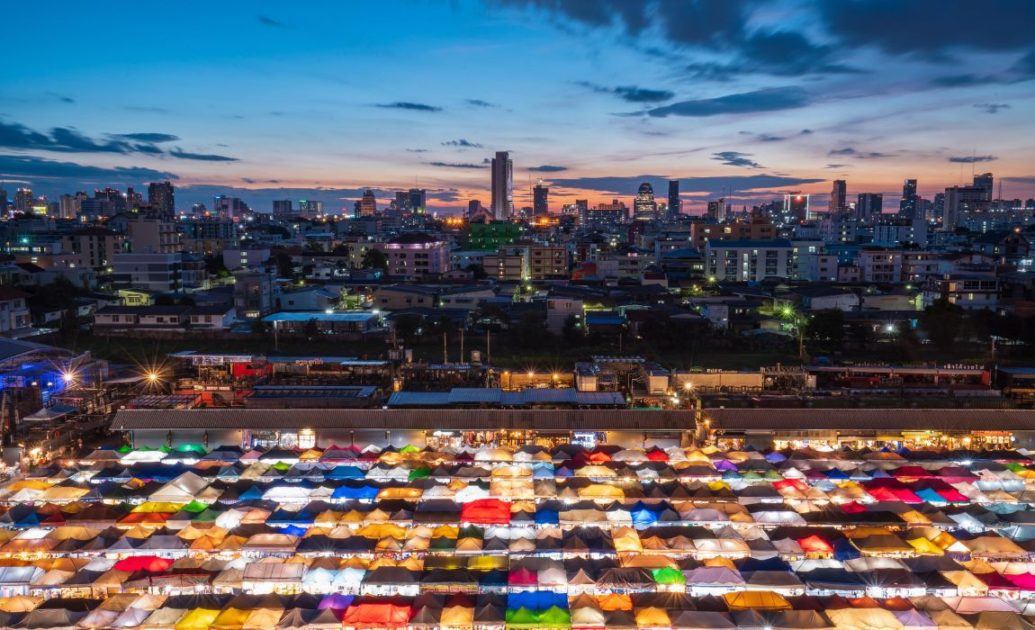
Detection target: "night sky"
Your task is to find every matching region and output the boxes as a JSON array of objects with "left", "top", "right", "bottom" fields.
[{"left": 3, "top": 1, "right": 1035, "bottom": 213}]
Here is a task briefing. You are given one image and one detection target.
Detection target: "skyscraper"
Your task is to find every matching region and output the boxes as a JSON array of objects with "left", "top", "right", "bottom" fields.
[
  {"left": 298, "top": 199, "right": 323, "bottom": 219},
  {"left": 782, "top": 193, "right": 810, "bottom": 223},
  {"left": 357, "top": 190, "right": 377, "bottom": 217},
  {"left": 490, "top": 151, "right": 513, "bottom": 220},
  {"left": 0, "top": 189, "right": 7, "bottom": 213},
  {"left": 213, "top": 195, "right": 247, "bottom": 219},
  {"left": 856, "top": 193, "right": 883, "bottom": 224},
  {"left": 667, "top": 180, "right": 681, "bottom": 218},
  {"left": 830, "top": 180, "right": 847, "bottom": 215},
  {"left": 899, "top": 179, "right": 918, "bottom": 219},
  {"left": 633, "top": 182, "right": 657, "bottom": 221},
  {"left": 533, "top": 181, "right": 549, "bottom": 216},
  {"left": 15, "top": 188, "right": 34, "bottom": 213},
  {"left": 272, "top": 200, "right": 293, "bottom": 217},
  {"left": 148, "top": 181, "right": 175, "bottom": 215},
  {"left": 408, "top": 188, "right": 427, "bottom": 214},
  {"left": 706, "top": 199, "right": 726, "bottom": 222},
  {"left": 973, "top": 173, "right": 994, "bottom": 202}
]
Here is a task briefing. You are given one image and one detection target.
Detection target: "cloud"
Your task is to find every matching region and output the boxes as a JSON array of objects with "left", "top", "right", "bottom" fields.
[
  {"left": 975, "top": 103, "right": 1010, "bottom": 114},
  {"left": 405, "top": 148, "right": 429, "bottom": 153},
  {"left": 427, "top": 161, "right": 488, "bottom": 169},
  {"left": 257, "top": 15, "right": 288, "bottom": 28},
  {"left": 644, "top": 87, "right": 809, "bottom": 117},
  {"left": 111, "top": 132, "right": 180, "bottom": 143},
  {"left": 528, "top": 164, "right": 568, "bottom": 173},
  {"left": 948, "top": 155, "right": 997, "bottom": 163},
  {"left": 0, "top": 120, "right": 229, "bottom": 161},
  {"left": 684, "top": 30, "right": 859, "bottom": 79},
  {"left": 442, "top": 138, "right": 483, "bottom": 148},
  {"left": 549, "top": 174, "right": 825, "bottom": 197},
  {"left": 124, "top": 105, "right": 170, "bottom": 114},
  {"left": 578, "top": 82, "right": 675, "bottom": 103},
  {"left": 817, "top": 1, "right": 1035, "bottom": 58},
  {"left": 828, "top": 147, "right": 892, "bottom": 159},
  {"left": 168, "top": 148, "right": 238, "bottom": 162},
  {"left": 0, "top": 154, "right": 177, "bottom": 186},
  {"left": 47, "top": 93, "right": 75, "bottom": 104},
  {"left": 712, "top": 151, "right": 762, "bottom": 168},
  {"left": 466, "top": 99, "right": 498, "bottom": 108},
  {"left": 376, "top": 101, "right": 443, "bottom": 112},
  {"left": 931, "top": 74, "right": 1000, "bottom": 87},
  {"left": 825, "top": 163, "right": 851, "bottom": 169}
]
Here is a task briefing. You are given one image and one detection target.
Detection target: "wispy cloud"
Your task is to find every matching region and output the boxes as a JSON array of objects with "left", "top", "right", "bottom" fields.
[
  {"left": 645, "top": 87, "right": 809, "bottom": 118},
  {"left": 257, "top": 15, "right": 288, "bottom": 28},
  {"left": 828, "top": 147, "right": 892, "bottom": 159},
  {"left": 528, "top": 165, "right": 568, "bottom": 173},
  {"left": 111, "top": 132, "right": 180, "bottom": 143},
  {"left": 465, "top": 99, "right": 498, "bottom": 108},
  {"left": 376, "top": 102, "right": 443, "bottom": 112},
  {"left": 712, "top": 151, "right": 762, "bottom": 168},
  {"left": 948, "top": 155, "right": 997, "bottom": 163},
  {"left": 975, "top": 103, "right": 1010, "bottom": 114},
  {"left": 442, "top": 138, "right": 483, "bottom": 148},
  {"left": 578, "top": 82, "right": 675, "bottom": 103},
  {"left": 427, "top": 161, "right": 487, "bottom": 169}
]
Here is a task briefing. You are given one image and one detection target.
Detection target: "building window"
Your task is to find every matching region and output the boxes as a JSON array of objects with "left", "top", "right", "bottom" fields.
[{"left": 299, "top": 429, "right": 316, "bottom": 450}]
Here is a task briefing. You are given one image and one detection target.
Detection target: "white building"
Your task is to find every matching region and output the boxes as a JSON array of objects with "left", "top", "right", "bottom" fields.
[{"left": 705, "top": 239, "right": 794, "bottom": 282}]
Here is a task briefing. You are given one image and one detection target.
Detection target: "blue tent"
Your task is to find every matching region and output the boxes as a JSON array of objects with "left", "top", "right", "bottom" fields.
[
  {"left": 326, "top": 465, "right": 365, "bottom": 480},
  {"left": 507, "top": 591, "right": 567, "bottom": 612},
  {"left": 630, "top": 502, "right": 659, "bottom": 528},
  {"left": 832, "top": 537, "right": 861, "bottom": 561},
  {"left": 534, "top": 508, "right": 559, "bottom": 525},
  {"left": 331, "top": 484, "right": 379, "bottom": 501}
]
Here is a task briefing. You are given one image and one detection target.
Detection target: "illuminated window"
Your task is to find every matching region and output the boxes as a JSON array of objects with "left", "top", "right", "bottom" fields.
[{"left": 299, "top": 429, "right": 316, "bottom": 450}]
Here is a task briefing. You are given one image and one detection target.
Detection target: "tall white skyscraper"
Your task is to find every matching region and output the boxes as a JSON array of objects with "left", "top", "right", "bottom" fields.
[{"left": 490, "top": 151, "right": 512, "bottom": 220}]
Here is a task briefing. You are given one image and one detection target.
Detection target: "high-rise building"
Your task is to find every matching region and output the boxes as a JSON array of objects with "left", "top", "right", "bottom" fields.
[
  {"left": 667, "top": 180, "right": 681, "bottom": 218},
  {"left": 782, "top": 193, "right": 810, "bottom": 224},
  {"left": 58, "top": 194, "right": 80, "bottom": 220},
  {"left": 147, "top": 181, "right": 175, "bottom": 215},
  {"left": 467, "top": 200, "right": 484, "bottom": 217},
  {"left": 973, "top": 172, "right": 994, "bottom": 202},
  {"left": 0, "top": 189, "right": 7, "bottom": 212},
  {"left": 297, "top": 199, "right": 323, "bottom": 219},
  {"left": 706, "top": 198, "right": 726, "bottom": 223},
  {"left": 126, "top": 186, "right": 143, "bottom": 209},
  {"left": 272, "top": 200, "right": 293, "bottom": 217},
  {"left": 213, "top": 195, "right": 247, "bottom": 219},
  {"left": 575, "top": 199, "right": 589, "bottom": 226},
  {"left": 830, "top": 180, "right": 847, "bottom": 215},
  {"left": 532, "top": 181, "right": 549, "bottom": 216},
  {"left": 490, "top": 151, "right": 513, "bottom": 220},
  {"left": 15, "top": 188, "right": 34, "bottom": 213},
  {"left": 856, "top": 193, "right": 883, "bottom": 224},
  {"left": 408, "top": 188, "right": 427, "bottom": 214},
  {"left": 899, "top": 179, "right": 918, "bottom": 219},
  {"left": 357, "top": 190, "right": 377, "bottom": 217},
  {"left": 633, "top": 182, "right": 657, "bottom": 221}
]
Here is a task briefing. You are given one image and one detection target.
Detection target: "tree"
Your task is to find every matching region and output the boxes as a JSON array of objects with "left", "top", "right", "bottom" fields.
[
  {"left": 512, "top": 311, "right": 550, "bottom": 348},
  {"left": 562, "top": 314, "right": 586, "bottom": 346},
  {"left": 274, "top": 252, "right": 295, "bottom": 279},
  {"left": 393, "top": 314, "right": 423, "bottom": 342},
  {"left": 805, "top": 309, "right": 845, "bottom": 346},
  {"left": 155, "top": 294, "right": 176, "bottom": 306},
  {"left": 250, "top": 319, "right": 268, "bottom": 336},
  {"left": 303, "top": 318, "right": 319, "bottom": 340},
  {"left": 920, "top": 300, "right": 965, "bottom": 351},
  {"left": 361, "top": 249, "right": 389, "bottom": 271},
  {"left": 465, "top": 264, "right": 487, "bottom": 280}
]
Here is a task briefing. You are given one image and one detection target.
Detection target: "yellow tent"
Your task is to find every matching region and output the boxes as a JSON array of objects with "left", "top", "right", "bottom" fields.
[
  {"left": 906, "top": 536, "right": 945, "bottom": 555},
  {"left": 210, "top": 607, "right": 250, "bottom": 630},
  {"left": 723, "top": 591, "right": 791, "bottom": 611},
  {"left": 175, "top": 608, "right": 221, "bottom": 630},
  {"left": 131, "top": 501, "right": 184, "bottom": 513},
  {"left": 826, "top": 607, "right": 904, "bottom": 629},
  {"left": 241, "top": 608, "right": 283, "bottom": 630},
  {"left": 0, "top": 596, "right": 42, "bottom": 613},
  {"left": 597, "top": 593, "right": 633, "bottom": 611},
  {"left": 440, "top": 604, "right": 475, "bottom": 626},
  {"left": 468, "top": 556, "right": 507, "bottom": 571},
  {"left": 579, "top": 484, "right": 625, "bottom": 499},
  {"left": 634, "top": 607, "right": 671, "bottom": 628}
]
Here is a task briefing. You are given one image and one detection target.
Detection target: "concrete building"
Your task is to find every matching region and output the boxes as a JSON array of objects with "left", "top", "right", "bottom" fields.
[
  {"left": 375, "top": 234, "right": 450, "bottom": 280},
  {"left": 705, "top": 239, "right": 794, "bottom": 281}
]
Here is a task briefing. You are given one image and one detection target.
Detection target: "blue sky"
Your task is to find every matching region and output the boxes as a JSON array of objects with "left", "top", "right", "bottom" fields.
[{"left": 2, "top": 0, "right": 1035, "bottom": 213}]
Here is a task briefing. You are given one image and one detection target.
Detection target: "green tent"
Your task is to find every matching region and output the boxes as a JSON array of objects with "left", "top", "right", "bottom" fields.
[
  {"left": 176, "top": 443, "right": 208, "bottom": 454},
  {"left": 408, "top": 467, "right": 431, "bottom": 481},
  {"left": 182, "top": 500, "right": 209, "bottom": 514},
  {"left": 538, "top": 606, "right": 571, "bottom": 627},
  {"left": 399, "top": 444, "right": 420, "bottom": 454},
  {"left": 117, "top": 445, "right": 133, "bottom": 454},
  {"left": 506, "top": 607, "right": 539, "bottom": 626},
  {"left": 652, "top": 566, "right": 685, "bottom": 585}
]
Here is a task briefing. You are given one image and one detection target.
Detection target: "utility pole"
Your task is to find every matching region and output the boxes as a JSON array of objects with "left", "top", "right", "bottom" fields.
[
  {"left": 459, "top": 328, "right": 465, "bottom": 364},
  {"left": 486, "top": 329, "right": 491, "bottom": 366},
  {"left": 442, "top": 332, "right": 448, "bottom": 364}
]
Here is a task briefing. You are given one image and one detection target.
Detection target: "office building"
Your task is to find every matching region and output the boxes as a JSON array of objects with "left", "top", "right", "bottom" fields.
[
  {"left": 782, "top": 193, "right": 810, "bottom": 224},
  {"left": 408, "top": 188, "right": 427, "bottom": 214},
  {"left": 213, "top": 195, "right": 247, "bottom": 219},
  {"left": 147, "top": 181, "right": 175, "bottom": 215},
  {"left": 667, "top": 180, "right": 681, "bottom": 218},
  {"left": 943, "top": 175, "right": 995, "bottom": 232},
  {"left": 272, "top": 200, "right": 293, "bottom": 218},
  {"left": 974, "top": 172, "right": 994, "bottom": 202},
  {"left": 58, "top": 194, "right": 80, "bottom": 220},
  {"left": 575, "top": 199, "right": 589, "bottom": 226},
  {"left": 533, "top": 181, "right": 549, "bottom": 216},
  {"left": 15, "top": 188, "right": 34, "bottom": 213},
  {"left": 706, "top": 198, "right": 727, "bottom": 223},
  {"left": 632, "top": 182, "right": 658, "bottom": 221},
  {"left": 830, "top": 180, "right": 847, "bottom": 215},
  {"left": 298, "top": 199, "right": 323, "bottom": 219},
  {"left": 0, "top": 189, "right": 7, "bottom": 212},
  {"left": 357, "top": 190, "right": 377, "bottom": 217},
  {"left": 490, "top": 151, "right": 513, "bottom": 220},
  {"left": 899, "top": 179, "right": 918, "bottom": 219},
  {"left": 856, "top": 193, "right": 883, "bottom": 224}
]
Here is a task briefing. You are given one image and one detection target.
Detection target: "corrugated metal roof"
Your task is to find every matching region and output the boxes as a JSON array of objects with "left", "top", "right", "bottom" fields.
[
  {"left": 706, "top": 408, "right": 1035, "bottom": 432},
  {"left": 112, "top": 408, "right": 692, "bottom": 431}
]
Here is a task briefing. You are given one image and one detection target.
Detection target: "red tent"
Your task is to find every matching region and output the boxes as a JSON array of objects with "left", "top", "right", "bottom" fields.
[
  {"left": 797, "top": 535, "right": 833, "bottom": 554},
  {"left": 840, "top": 501, "right": 867, "bottom": 514},
  {"left": 646, "top": 447, "right": 669, "bottom": 462},
  {"left": 460, "top": 498, "right": 512, "bottom": 525},
  {"left": 508, "top": 567, "right": 538, "bottom": 586},
  {"left": 114, "top": 556, "right": 174, "bottom": 573},
  {"left": 341, "top": 602, "right": 412, "bottom": 628},
  {"left": 890, "top": 465, "right": 932, "bottom": 479}
]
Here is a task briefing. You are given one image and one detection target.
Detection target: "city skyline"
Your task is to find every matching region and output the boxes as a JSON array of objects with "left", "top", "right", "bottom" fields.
[{"left": 3, "top": 1, "right": 1035, "bottom": 212}]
